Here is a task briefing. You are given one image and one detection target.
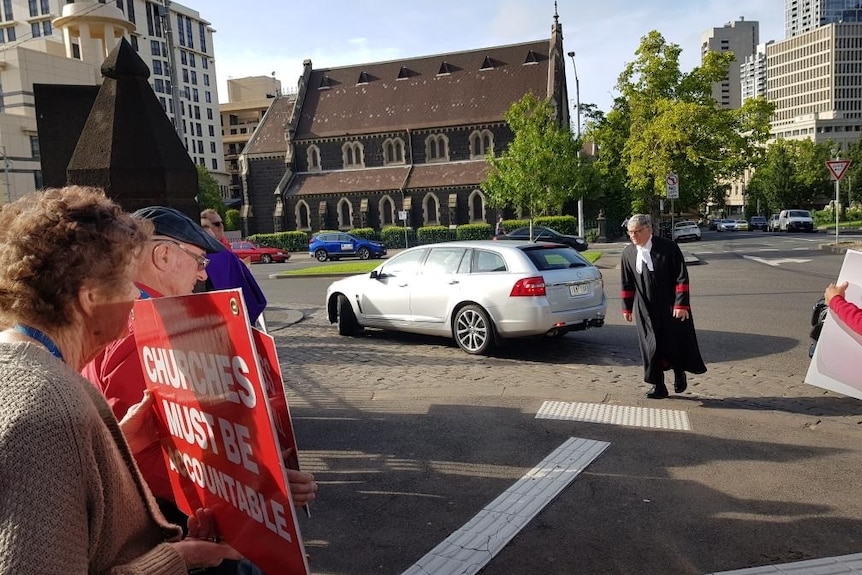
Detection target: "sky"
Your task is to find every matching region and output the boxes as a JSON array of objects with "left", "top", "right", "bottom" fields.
[{"left": 202, "top": 0, "right": 785, "bottom": 114}]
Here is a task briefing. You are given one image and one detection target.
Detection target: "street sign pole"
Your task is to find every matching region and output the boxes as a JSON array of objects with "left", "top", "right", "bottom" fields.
[{"left": 826, "top": 159, "right": 852, "bottom": 245}]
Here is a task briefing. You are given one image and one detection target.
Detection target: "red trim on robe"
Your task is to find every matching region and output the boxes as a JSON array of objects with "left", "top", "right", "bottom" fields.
[
  {"left": 621, "top": 290, "right": 635, "bottom": 298},
  {"left": 675, "top": 284, "right": 690, "bottom": 293}
]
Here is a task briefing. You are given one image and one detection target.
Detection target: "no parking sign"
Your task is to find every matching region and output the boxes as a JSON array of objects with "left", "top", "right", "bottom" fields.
[{"left": 665, "top": 173, "right": 679, "bottom": 199}]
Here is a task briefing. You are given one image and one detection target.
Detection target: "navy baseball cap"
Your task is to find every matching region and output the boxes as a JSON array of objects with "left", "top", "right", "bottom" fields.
[{"left": 133, "top": 206, "right": 224, "bottom": 253}]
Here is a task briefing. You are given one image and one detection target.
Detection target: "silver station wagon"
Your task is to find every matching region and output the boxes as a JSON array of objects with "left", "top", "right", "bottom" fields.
[{"left": 325, "top": 240, "right": 606, "bottom": 354}]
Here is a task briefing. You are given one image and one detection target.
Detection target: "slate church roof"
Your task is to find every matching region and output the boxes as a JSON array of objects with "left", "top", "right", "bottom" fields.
[{"left": 294, "top": 40, "right": 551, "bottom": 139}]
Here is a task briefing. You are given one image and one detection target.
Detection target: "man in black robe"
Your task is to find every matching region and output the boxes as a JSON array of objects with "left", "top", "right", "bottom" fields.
[{"left": 621, "top": 214, "right": 706, "bottom": 398}]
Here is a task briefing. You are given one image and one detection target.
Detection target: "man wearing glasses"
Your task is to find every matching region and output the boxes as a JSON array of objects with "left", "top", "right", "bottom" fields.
[
  {"left": 83, "top": 206, "right": 318, "bottom": 574},
  {"left": 201, "top": 208, "right": 231, "bottom": 249},
  {"left": 620, "top": 214, "right": 706, "bottom": 399}
]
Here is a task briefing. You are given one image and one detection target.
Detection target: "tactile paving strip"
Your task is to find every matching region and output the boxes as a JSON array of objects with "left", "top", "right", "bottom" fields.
[
  {"left": 706, "top": 552, "right": 862, "bottom": 574},
  {"left": 400, "top": 437, "right": 610, "bottom": 575},
  {"left": 536, "top": 400, "right": 692, "bottom": 431}
]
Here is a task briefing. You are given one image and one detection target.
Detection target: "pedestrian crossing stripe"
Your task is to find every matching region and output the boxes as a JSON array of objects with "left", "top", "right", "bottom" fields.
[{"left": 536, "top": 401, "right": 692, "bottom": 431}]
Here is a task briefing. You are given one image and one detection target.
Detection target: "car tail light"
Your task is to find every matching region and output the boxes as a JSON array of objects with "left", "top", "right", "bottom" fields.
[{"left": 510, "top": 276, "right": 546, "bottom": 297}]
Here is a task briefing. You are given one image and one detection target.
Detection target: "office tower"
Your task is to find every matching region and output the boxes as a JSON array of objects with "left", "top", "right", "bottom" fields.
[
  {"left": 786, "top": 0, "right": 862, "bottom": 38},
  {"left": 701, "top": 17, "right": 759, "bottom": 109}
]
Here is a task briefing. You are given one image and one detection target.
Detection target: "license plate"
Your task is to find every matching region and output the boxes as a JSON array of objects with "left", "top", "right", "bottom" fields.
[{"left": 569, "top": 283, "right": 589, "bottom": 296}]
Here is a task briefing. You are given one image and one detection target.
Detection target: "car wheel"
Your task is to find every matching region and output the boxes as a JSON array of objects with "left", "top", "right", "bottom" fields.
[
  {"left": 260, "top": 254, "right": 272, "bottom": 264},
  {"left": 315, "top": 249, "right": 328, "bottom": 262},
  {"left": 357, "top": 247, "right": 370, "bottom": 260},
  {"left": 453, "top": 304, "right": 494, "bottom": 355},
  {"left": 337, "top": 294, "right": 360, "bottom": 336}
]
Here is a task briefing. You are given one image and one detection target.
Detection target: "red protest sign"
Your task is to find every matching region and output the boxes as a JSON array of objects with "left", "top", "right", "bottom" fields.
[
  {"left": 132, "top": 289, "right": 309, "bottom": 575},
  {"left": 252, "top": 328, "right": 308, "bottom": 515}
]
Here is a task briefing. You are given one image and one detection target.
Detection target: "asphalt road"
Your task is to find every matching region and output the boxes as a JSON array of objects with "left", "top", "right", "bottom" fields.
[{"left": 250, "top": 230, "right": 862, "bottom": 575}]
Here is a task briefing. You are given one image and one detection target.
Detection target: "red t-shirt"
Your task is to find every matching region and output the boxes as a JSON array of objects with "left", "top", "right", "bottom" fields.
[{"left": 81, "top": 283, "right": 174, "bottom": 502}]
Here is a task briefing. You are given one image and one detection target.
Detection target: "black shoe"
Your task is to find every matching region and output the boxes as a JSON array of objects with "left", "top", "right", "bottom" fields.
[
  {"left": 646, "top": 385, "right": 669, "bottom": 399},
  {"left": 674, "top": 372, "right": 688, "bottom": 393}
]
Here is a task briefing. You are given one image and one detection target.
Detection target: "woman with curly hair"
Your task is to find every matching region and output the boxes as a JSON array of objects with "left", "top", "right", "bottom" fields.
[{"left": 0, "top": 186, "right": 240, "bottom": 574}]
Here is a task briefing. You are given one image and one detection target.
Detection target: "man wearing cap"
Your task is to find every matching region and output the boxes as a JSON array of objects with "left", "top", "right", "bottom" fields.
[{"left": 83, "top": 207, "right": 316, "bottom": 574}]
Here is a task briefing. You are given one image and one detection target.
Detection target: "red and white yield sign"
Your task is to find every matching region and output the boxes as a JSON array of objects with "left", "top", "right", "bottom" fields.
[
  {"left": 826, "top": 159, "right": 852, "bottom": 181},
  {"left": 665, "top": 173, "right": 680, "bottom": 199}
]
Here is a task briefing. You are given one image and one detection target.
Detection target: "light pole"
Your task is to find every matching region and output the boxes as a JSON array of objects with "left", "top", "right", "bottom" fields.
[{"left": 567, "top": 51, "right": 585, "bottom": 239}]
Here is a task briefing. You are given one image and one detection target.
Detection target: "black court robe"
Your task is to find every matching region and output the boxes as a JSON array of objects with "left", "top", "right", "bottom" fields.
[{"left": 620, "top": 235, "right": 707, "bottom": 385}]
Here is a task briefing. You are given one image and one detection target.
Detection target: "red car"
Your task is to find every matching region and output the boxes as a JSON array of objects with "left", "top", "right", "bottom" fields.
[{"left": 229, "top": 241, "right": 290, "bottom": 264}]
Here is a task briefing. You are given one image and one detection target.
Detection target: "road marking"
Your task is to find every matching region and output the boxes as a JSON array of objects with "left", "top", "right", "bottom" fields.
[
  {"left": 743, "top": 255, "right": 812, "bottom": 266},
  {"left": 706, "top": 552, "right": 862, "bottom": 574},
  {"left": 536, "top": 401, "right": 691, "bottom": 431},
  {"left": 400, "top": 437, "right": 610, "bottom": 575}
]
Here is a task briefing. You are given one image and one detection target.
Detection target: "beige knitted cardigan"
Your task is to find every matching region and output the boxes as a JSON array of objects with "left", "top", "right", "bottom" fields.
[{"left": 0, "top": 342, "right": 186, "bottom": 575}]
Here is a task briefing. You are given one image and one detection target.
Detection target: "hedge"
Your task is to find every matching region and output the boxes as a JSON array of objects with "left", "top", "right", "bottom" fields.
[{"left": 502, "top": 215, "right": 578, "bottom": 235}]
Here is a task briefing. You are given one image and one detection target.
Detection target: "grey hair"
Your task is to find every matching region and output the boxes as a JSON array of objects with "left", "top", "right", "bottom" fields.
[{"left": 627, "top": 214, "right": 652, "bottom": 229}]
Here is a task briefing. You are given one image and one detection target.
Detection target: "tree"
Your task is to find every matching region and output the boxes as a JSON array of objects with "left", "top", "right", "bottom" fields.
[
  {"left": 748, "top": 139, "right": 832, "bottom": 212},
  {"left": 603, "top": 31, "right": 773, "bottom": 217},
  {"left": 481, "top": 93, "right": 591, "bottom": 223},
  {"left": 196, "top": 164, "right": 225, "bottom": 215}
]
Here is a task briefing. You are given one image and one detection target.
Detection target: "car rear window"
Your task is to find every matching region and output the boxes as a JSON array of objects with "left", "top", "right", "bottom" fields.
[{"left": 522, "top": 246, "right": 589, "bottom": 270}]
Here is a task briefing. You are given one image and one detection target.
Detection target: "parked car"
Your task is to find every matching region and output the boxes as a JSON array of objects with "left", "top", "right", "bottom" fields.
[
  {"left": 229, "top": 240, "right": 290, "bottom": 264},
  {"left": 768, "top": 214, "right": 781, "bottom": 232},
  {"left": 735, "top": 219, "right": 749, "bottom": 231},
  {"left": 496, "top": 226, "right": 588, "bottom": 251},
  {"left": 749, "top": 216, "right": 768, "bottom": 231},
  {"left": 325, "top": 240, "right": 606, "bottom": 355},
  {"left": 309, "top": 232, "right": 387, "bottom": 262},
  {"left": 671, "top": 220, "right": 701, "bottom": 242},
  {"left": 717, "top": 219, "right": 738, "bottom": 232},
  {"left": 778, "top": 209, "right": 815, "bottom": 233}
]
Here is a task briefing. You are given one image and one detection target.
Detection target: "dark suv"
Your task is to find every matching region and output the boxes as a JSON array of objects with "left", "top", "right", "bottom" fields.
[{"left": 749, "top": 216, "right": 768, "bottom": 231}]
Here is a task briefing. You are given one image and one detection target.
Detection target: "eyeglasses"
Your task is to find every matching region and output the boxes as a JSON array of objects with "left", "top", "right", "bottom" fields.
[
  {"left": 153, "top": 239, "right": 209, "bottom": 270},
  {"left": 627, "top": 227, "right": 649, "bottom": 235},
  {"left": 211, "top": 221, "right": 224, "bottom": 228}
]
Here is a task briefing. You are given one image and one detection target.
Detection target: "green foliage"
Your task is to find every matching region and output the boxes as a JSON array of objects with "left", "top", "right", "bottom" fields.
[
  {"left": 346, "top": 227, "right": 378, "bottom": 241},
  {"left": 481, "top": 93, "right": 591, "bottom": 216},
  {"left": 748, "top": 139, "right": 833, "bottom": 213},
  {"left": 381, "top": 226, "right": 416, "bottom": 249},
  {"left": 196, "top": 165, "right": 225, "bottom": 214},
  {"left": 247, "top": 231, "right": 309, "bottom": 252},
  {"left": 535, "top": 215, "right": 577, "bottom": 235},
  {"left": 455, "top": 223, "right": 494, "bottom": 240},
  {"left": 416, "top": 225, "right": 456, "bottom": 244},
  {"left": 224, "top": 209, "right": 241, "bottom": 232},
  {"left": 607, "top": 30, "right": 774, "bottom": 217}
]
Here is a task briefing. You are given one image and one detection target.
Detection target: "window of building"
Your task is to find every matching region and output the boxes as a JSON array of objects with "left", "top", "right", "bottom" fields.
[
  {"left": 176, "top": 14, "right": 185, "bottom": 46},
  {"left": 425, "top": 134, "right": 449, "bottom": 162},
  {"left": 154, "top": 78, "right": 165, "bottom": 93},
  {"left": 29, "top": 135, "right": 40, "bottom": 160},
  {"left": 194, "top": 105, "right": 200, "bottom": 120},
  {"left": 42, "top": 20, "right": 50, "bottom": 35},
  {"left": 295, "top": 200, "right": 311, "bottom": 230},
  {"left": 180, "top": 50, "right": 187, "bottom": 65},
  {"left": 158, "top": 96, "right": 166, "bottom": 112},
  {"left": 203, "top": 73, "right": 210, "bottom": 86},
  {"left": 423, "top": 193, "right": 440, "bottom": 225},
  {"left": 210, "top": 141, "right": 215, "bottom": 153},
  {"left": 202, "top": 58, "right": 208, "bottom": 70},
  {"left": 199, "top": 22, "right": 207, "bottom": 53},
  {"left": 307, "top": 145, "right": 321, "bottom": 171},
  {"left": 342, "top": 142, "right": 364, "bottom": 168},
  {"left": 205, "top": 91, "right": 211, "bottom": 104},
  {"left": 28, "top": 0, "right": 36, "bottom": 17},
  {"left": 206, "top": 108, "right": 213, "bottom": 120},
  {"left": 192, "top": 88, "right": 199, "bottom": 102},
  {"left": 34, "top": 171, "right": 43, "bottom": 190},
  {"left": 6, "top": 26, "right": 14, "bottom": 41},
  {"left": 208, "top": 125, "right": 214, "bottom": 137},
  {"left": 383, "top": 137, "right": 405, "bottom": 165},
  {"left": 469, "top": 130, "right": 494, "bottom": 158},
  {"left": 211, "top": 158, "right": 217, "bottom": 170},
  {"left": 126, "top": 0, "right": 135, "bottom": 23},
  {"left": 189, "top": 53, "right": 196, "bottom": 68},
  {"left": 182, "top": 68, "right": 189, "bottom": 83},
  {"left": 152, "top": 60, "right": 162, "bottom": 75},
  {"left": 190, "top": 71, "right": 197, "bottom": 85},
  {"left": 378, "top": 195, "right": 395, "bottom": 226},
  {"left": 151, "top": 40, "right": 161, "bottom": 56},
  {"left": 337, "top": 198, "right": 353, "bottom": 229},
  {"left": 468, "top": 189, "right": 485, "bottom": 222},
  {"left": 30, "top": 22, "right": 40, "bottom": 37},
  {"left": 185, "top": 15, "right": 194, "bottom": 48},
  {"left": 3, "top": 0, "right": 13, "bottom": 21}
]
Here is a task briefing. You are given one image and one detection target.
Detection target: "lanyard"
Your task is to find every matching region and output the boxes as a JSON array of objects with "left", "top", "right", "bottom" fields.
[{"left": 13, "top": 324, "right": 65, "bottom": 362}]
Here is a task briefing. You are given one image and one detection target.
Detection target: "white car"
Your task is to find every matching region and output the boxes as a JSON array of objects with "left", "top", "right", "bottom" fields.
[
  {"left": 325, "top": 240, "right": 607, "bottom": 355},
  {"left": 717, "top": 219, "right": 738, "bottom": 232},
  {"left": 671, "top": 220, "right": 701, "bottom": 242}
]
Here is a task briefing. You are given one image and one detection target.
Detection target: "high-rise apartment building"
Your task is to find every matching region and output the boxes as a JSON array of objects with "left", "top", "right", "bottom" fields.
[
  {"left": 0, "top": 0, "right": 224, "bottom": 203},
  {"left": 741, "top": 42, "right": 771, "bottom": 103},
  {"left": 785, "top": 0, "right": 862, "bottom": 38},
  {"left": 701, "top": 17, "right": 759, "bottom": 109}
]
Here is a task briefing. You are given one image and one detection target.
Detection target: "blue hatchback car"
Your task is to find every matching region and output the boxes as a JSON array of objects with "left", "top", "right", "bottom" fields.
[{"left": 309, "top": 232, "right": 387, "bottom": 262}]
